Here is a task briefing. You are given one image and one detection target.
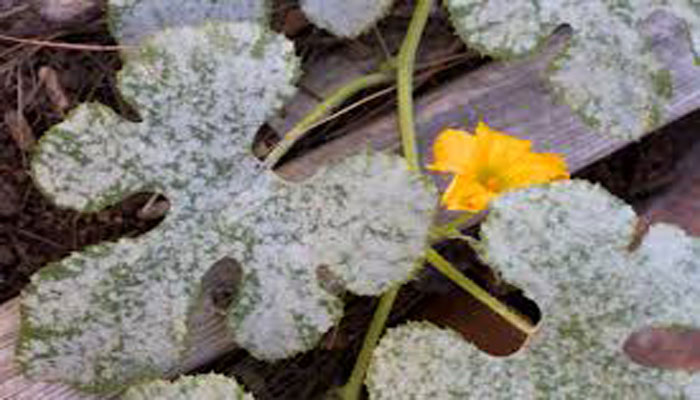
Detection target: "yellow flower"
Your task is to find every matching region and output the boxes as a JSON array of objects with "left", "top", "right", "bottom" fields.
[{"left": 428, "top": 122, "right": 569, "bottom": 211}]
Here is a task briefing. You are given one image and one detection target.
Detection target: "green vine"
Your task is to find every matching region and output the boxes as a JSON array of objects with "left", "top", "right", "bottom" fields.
[
  {"left": 335, "top": 1, "right": 434, "bottom": 399},
  {"left": 396, "top": 0, "right": 433, "bottom": 172},
  {"left": 280, "top": 1, "right": 542, "bottom": 397},
  {"left": 425, "top": 248, "right": 537, "bottom": 335},
  {"left": 264, "top": 71, "right": 394, "bottom": 168},
  {"left": 337, "top": 285, "right": 400, "bottom": 400},
  {"left": 429, "top": 211, "right": 480, "bottom": 240}
]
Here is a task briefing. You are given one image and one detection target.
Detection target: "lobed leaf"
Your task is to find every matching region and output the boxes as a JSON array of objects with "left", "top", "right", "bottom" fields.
[
  {"left": 301, "top": 0, "right": 395, "bottom": 38},
  {"left": 367, "top": 180, "right": 700, "bottom": 399},
  {"left": 20, "top": 18, "right": 435, "bottom": 391},
  {"left": 445, "top": 0, "right": 700, "bottom": 140},
  {"left": 123, "top": 374, "right": 254, "bottom": 400},
  {"left": 109, "top": 0, "right": 269, "bottom": 44}
]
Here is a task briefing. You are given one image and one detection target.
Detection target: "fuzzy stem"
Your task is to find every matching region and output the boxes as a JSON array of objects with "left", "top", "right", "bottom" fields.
[
  {"left": 425, "top": 248, "right": 537, "bottom": 336},
  {"left": 396, "top": 0, "right": 433, "bottom": 172},
  {"left": 264, "top": 71, "right": 394, "bottom": 169},
  {"left": 336, "top": 3, "right": 434, "bottom": 397},
  {"left": 337, "top": 285, "right": 400, "bottom": 400},
  {"left": 429, "top": 211, "right": 480, "bottom": 240}
]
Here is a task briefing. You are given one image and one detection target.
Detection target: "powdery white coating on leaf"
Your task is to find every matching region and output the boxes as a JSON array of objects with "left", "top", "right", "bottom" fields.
[
  {"left": 22, "top": 20, "right": 435, "bottom": 390},
  {"left": 22, "top": 22, "right": 298, "bottom": 390},
  {"left": 445, "top": 0, "right": 700, "bottom": 140},
  {"left": 368, "top": 180, "right": 700, "bottom": 399},
  {"left": 367, "top": 322, "right": 533, "bottom": 400},
  {"left": 301, "top": 0, "right": 394, "bottom": 38},
  {"left": 110, "top": 0, "right": 268, "bottom": 44},
  {"left": 477, "top": 180, "right": 637, "bottom": 310},
  {"left": 225, "top": 153, "right": 434, "bottom": 359},
  {"left": 123, "top": 374, "right": 254, "bottom": 400},
  {"left": 31, "top": 104, "right": 149, "bottom": 212}
]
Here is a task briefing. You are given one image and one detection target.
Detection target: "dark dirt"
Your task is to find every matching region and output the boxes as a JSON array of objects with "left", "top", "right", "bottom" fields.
[
  {"left": 2, "top": 0, "right": 700, "bottom": 399},
  {"left": 0, "top": 16, "right": 158, "bottom": 303}
]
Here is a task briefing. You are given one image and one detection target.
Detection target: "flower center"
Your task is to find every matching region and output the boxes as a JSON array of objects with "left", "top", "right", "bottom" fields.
[
  {"left": 484, "top": 176, "right": 501, "bottom": 192},
  {"left": 477, "top": 169, "right": 503, "bottom": 192}
]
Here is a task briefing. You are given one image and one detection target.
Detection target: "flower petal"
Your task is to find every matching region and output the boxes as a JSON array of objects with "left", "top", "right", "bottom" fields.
[
  {"left": 476, "top": 122, "right": 532, "bottom": 168},
  {"left": 442, "top": 174, "right": 495, "bottom": 211},
  {"left": 503, "top": 153, "right": 570, "bottom": 188},
  {"left": 428, "top": 129, "right": 478, "bottom": 174},
  {"left": 430, "top": 122, "right": 569, "bottom": 212}
]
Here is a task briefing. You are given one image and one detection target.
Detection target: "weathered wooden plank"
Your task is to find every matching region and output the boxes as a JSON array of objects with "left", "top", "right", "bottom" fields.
[
  {"left": 2, "top": 11, "right": 700, "bottom": 400},
  {"left": 268, "top": 20, "right": 464, "bottom": 136},
  {"left": 278, "top": 12, "right": 698, "bottom": 180}
]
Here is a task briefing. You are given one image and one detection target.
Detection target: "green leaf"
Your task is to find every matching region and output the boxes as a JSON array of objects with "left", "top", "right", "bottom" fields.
[
  {"left": 123, "top": 374, "right": 254, "bottom": 400},
  {"left": 19, "top": 21, "right": 435, "bottom": 391},
  {"left": 301, "top": 0, "right": 395, "bottom": 38},
  {"left": 109, "top": 0, "right": 269, "bottom": 44},
  {"left": 445, "top": 1, "right": 700, "bottom": 140},
  {"left": 367, "top": 180, "right": 700, "bottom": 399}
]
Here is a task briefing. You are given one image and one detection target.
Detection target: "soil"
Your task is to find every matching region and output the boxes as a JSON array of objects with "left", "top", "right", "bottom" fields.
[
  {"left": 0, "top": 14, "right": 163, "bottom": 303},
  {"left": 2, "top": 0, "right": 700, "bottom": 399}
]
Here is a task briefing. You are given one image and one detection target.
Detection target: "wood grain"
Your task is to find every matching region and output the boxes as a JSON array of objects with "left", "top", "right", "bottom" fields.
[{"left": 2, "top": 11, "right": 700, "bottom": 399}]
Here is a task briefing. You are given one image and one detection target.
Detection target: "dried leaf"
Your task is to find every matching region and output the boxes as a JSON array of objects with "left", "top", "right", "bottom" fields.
[
  {"left": 38, "top": 66, "right": 70, "bottom": 113},
  {"left": 4, "top": 110, "right": 35, "bottom": 151}
]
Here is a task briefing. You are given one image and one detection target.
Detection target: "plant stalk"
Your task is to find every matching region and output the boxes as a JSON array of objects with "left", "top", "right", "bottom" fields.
[
  {"left": 396, "top": 0, "right": 433, "bottom": 172},
  {"left": 429, "top": 211, "right": 480, "bottom": 240},
  {"left": 337, "top": 285, "right": 400, "bottom": 400},
  {"left": 334, "top": 2, "right": 435, "bottom": 398},
  {"left": 425, "top": 248, "right": 537, "bottom": 336},
  {"left": 264, "top": 71, "right": 394, "bottom": 169}
]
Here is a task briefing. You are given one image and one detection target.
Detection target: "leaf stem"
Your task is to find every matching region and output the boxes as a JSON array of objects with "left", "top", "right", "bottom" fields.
[
  {"left": 396, "top": 0, "right": 433, "bottom": 172},
  {"left": 337, "top": 285, "right": 400, "bottom": 400},
  {"left": 336, "top": 3, "right": 434, "bottom": 397},
  {"left": 429, "top": 211, "right": 480, "bottom": 240},
  {"left": 264, "top": 71, "right": 394, "bottom": 169},
  {"left": 425, "top": 248, "right": 537, "bottom": 336}
]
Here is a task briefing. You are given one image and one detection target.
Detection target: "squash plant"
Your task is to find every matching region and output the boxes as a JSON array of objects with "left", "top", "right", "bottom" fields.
[
  {"left": 123, "top": 374, "right": 253, "bottom": 400},
  {"left": 301, "top": 0, "right": 396, "bottom": 38},
  {"left": 18, "top": 0, "right": 435, "bottom": 392},
  {"left": 367, "top": 181, "right": 700, "bottom": 398},
  {"left": 13, "top": 0, "right": 700, "bottom": 398}
]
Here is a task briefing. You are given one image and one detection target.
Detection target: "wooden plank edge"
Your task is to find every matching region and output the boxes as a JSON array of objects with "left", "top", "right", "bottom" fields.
[{"left": 277, "top": 12, "right": 700, "bottom": 222}]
